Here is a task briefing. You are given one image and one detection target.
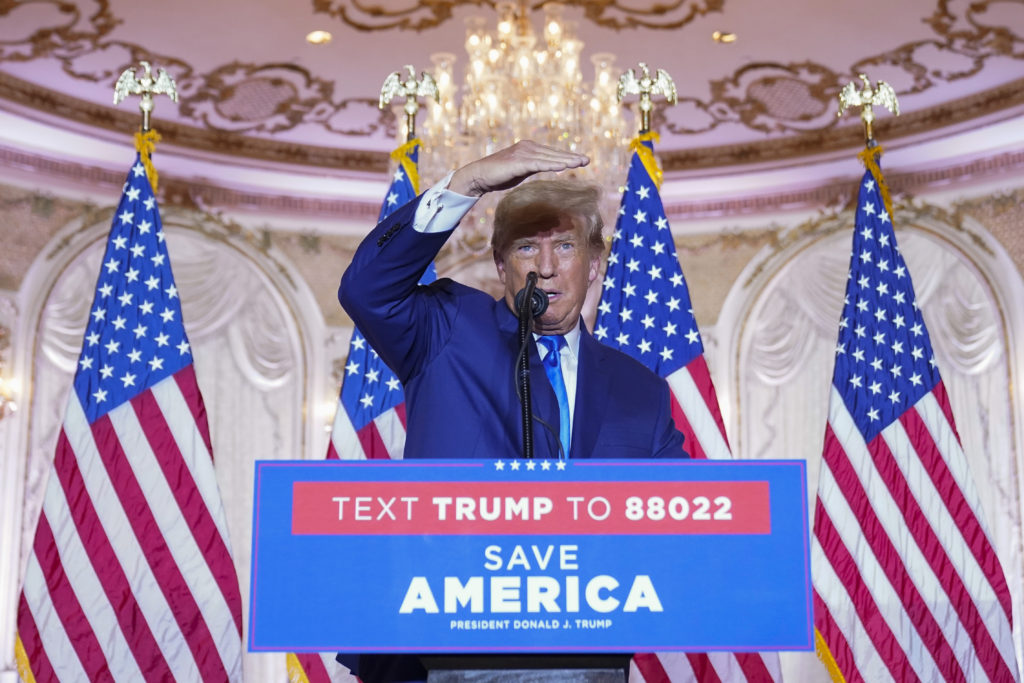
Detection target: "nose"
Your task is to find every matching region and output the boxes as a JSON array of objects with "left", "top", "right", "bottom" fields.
[{"left": 536, "top": 244, "right": 557, "bottom": 278}]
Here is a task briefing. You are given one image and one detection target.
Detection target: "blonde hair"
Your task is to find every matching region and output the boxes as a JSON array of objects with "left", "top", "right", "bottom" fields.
[{"left": 491, "top": 179, "right": 604, "bottom": 256}]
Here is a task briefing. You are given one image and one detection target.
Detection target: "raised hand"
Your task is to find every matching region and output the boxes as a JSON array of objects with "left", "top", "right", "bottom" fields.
[{"left": 448, "top": 140, "right": 590, "bottom": 197}]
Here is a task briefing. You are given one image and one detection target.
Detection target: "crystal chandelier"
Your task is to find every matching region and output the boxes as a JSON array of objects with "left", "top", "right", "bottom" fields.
[{"left": 412, "top": 1, "right": 630, "bottom": 253}]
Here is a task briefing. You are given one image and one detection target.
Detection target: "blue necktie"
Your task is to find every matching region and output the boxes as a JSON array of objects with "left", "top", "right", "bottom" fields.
[{"left": 538, "top": 335, "right": 571, "bottom": 459}]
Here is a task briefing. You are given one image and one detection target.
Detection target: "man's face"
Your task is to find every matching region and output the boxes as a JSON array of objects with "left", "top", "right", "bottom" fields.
[{"left": 494, "top": 214, "right": 600, "bottom": 335}]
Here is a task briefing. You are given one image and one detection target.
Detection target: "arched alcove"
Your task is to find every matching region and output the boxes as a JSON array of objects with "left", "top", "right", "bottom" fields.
[
  {"left": 8, "top": 203, "right": 327, "bottom": 683},
  {"left": 715, "top": 200, "right": 1024, "bottom": 679}
]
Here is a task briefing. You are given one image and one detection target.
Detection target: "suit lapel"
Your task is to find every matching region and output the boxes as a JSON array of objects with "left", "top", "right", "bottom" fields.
[{"left": 574, "top": 327, "right": 609, "bottom": 459}]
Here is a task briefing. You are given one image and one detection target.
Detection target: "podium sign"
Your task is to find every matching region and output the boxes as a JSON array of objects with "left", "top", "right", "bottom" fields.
[{"left": 249, "top": 459, "right": 812, "bottom": 653}]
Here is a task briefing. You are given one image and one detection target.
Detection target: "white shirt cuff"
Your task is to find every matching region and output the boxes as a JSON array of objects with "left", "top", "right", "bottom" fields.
[{"left": 412, "top": 171, "right": 479, "bottom": 234}]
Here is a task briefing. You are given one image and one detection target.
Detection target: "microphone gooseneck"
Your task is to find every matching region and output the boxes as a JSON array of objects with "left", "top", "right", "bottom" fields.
[{"left": 515, "top": 272, "right": 546, "bottom": 459}]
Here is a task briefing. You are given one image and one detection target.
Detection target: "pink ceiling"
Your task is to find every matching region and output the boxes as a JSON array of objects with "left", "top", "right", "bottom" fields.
[{"left": 1, "top": 0, "right": 1022, "bottom": 204}]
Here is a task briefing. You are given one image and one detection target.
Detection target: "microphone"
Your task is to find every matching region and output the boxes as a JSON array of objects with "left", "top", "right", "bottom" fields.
[{"left": 514, "top": 272, "right": 549, "bottom": 318}]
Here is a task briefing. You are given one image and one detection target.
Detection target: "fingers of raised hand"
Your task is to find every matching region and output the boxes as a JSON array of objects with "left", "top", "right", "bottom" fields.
[{"left": 453, "top": 140, "right": 590, "bottom": 196}]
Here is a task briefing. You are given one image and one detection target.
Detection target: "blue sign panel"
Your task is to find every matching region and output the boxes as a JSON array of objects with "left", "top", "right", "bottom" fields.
[{"left": 249, "top": 459, "right": 812, "bottom": 653}]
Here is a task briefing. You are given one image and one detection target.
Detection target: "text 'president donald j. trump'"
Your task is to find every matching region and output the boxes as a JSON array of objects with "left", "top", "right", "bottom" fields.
[{"left": 339, "top": 140, "right": 688, "bottom": 460}]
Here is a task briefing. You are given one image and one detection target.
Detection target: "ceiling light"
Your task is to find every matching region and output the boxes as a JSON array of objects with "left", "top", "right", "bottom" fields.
[
  {"left": 305, "top": 30, "right": 333, "bottom": 45},
  {"left": 712, "top": 31, "right": 737, "bottom": 43}
]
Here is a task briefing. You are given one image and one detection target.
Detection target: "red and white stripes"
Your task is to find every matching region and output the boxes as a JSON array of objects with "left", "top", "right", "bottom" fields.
[
  {"left": 812, "top": 383, "right": 1018, "bottom": 682},
  {"left": 328, "top": 402, "right": 407, "bottom": 461},
  {"left": 17, "top": 367, "right": 243, "bottom": 682}
]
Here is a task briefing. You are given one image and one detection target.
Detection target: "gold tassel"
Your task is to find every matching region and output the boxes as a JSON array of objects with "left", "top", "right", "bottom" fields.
[
  {"left": 815, "top": 628, "right": 848, "bottom": 682},
  {"left": 392, "top": 137, "right": 422, "bottom": 195},
  {"left": 857, "top": 145, "right": 893, "bottom": 219},
  {"left": 134, "top": 128, "right": 162, "bottom": 193},
  {"left": 285, "top": 652, "right": 312, "bottom": 683},
  {"left": 15, "top": 633, "right": 40, "bottom": 683},
  {"left": 629, "top": 131, "right": 662, "bottom": 189}
]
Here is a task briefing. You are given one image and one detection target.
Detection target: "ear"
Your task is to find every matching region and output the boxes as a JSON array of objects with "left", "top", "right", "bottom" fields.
[
  {"left": 588, "top": 253, "right": 600, "bottom": 284},
  {"left": 494, "top": 249, "right": 507, "bottom": 285}
]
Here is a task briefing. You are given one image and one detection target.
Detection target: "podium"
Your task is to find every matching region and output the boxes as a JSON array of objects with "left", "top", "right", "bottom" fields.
[{"left": 249, "top": 458, "right": 813, "bottom": 680}]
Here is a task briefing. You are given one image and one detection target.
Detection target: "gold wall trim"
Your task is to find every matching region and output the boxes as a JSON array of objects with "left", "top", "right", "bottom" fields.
[
  {"left": 663, "top": 150, "right": 1024, "bottom": 219},
  {"left": 4, "top": 68, "right": 1023, "bottom": 178},
  {"left": 5, "top": 144, "right": 1023, "bottom": 224},
  {"left": 0, "top": 145, "right": 381, "bottom": 220}
]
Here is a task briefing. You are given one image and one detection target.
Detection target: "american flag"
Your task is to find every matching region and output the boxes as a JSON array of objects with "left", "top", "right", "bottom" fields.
[
  {"left": 290, "top": 141, "right": 432, "bottom": 683},
  {"left": 327, "top": 139, "right": 434, "bottom": 463},
  {"left": 597, "top": 136, "right": 782, "bottom": 683},
  {"left": 811, "top": 153, "right": 1020, "bottom": 682},
  {"left": 15, "top": 156, "right": 244, "bottom": 681}
]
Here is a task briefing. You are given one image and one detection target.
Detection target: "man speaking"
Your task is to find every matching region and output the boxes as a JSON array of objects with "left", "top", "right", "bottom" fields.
[{"left": 339, "top": 140, "right": 687, "bottom": 461}]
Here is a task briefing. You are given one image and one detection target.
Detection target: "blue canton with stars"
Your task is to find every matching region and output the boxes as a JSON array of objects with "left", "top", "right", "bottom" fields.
[
  {"left": 595, "top": 142, "right": 699, "bottom": 378},
  {"left": 73, "top": 156, "right": 191, "bottom": 423},
  {"left": 341, "top": 144, "right": 435, "bottom": 430},
  {"left": 832, "top": 167, "right": 941, "bottom": 441}
]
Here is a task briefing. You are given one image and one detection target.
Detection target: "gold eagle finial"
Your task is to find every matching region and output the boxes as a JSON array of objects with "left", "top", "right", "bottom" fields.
[
  {"left": 380, "top": 65, "right": 439, "bottom": 141},
  {"left": 114, "top": 61, "right": 178, "bottom": 132},
  {"left": 617, "top": 63, "right": 677, "bottom": 134},
  {"left": 838, "top": 74, "right": 900, "bottom": 145}
]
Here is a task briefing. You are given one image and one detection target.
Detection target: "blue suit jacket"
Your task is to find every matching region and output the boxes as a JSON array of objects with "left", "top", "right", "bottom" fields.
[{"left": 339, "top": 195, "right": 687, "bottom": 460}]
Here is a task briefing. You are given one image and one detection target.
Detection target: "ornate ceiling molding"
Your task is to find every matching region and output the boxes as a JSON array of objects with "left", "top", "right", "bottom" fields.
[
  {"left": 2, "top": 0, "right": 1021, "bottom": 148},
  {"left": 3, "top": 66, "right": 1022, "bottom": 179},
  {"left": 660, "top": 77, "right": 1024, "bottom": 171},
  {"left": 0, "top": 72, "right": 387, "bottom": 172},
  {"left": 311, "top": 0, "right": 723, "bottom": 31}
]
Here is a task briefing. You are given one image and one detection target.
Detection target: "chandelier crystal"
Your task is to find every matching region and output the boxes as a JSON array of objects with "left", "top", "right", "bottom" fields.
[{"left": 410, "top": 1, "right": 631, "bottom": 255}]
